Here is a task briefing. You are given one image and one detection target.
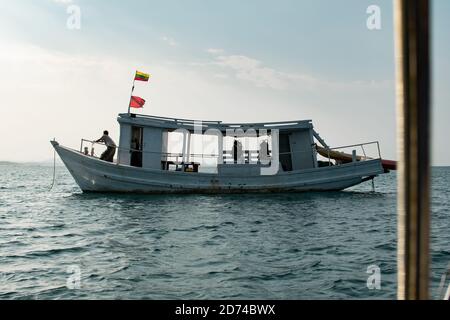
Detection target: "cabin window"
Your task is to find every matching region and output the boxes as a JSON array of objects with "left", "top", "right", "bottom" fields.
[{"left": 130, "top": 126, "right": 143, "bottom": 167}]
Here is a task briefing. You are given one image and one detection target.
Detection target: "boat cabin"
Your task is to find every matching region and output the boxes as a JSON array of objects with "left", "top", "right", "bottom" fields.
[{"left": 116, "top": 113, "right": 318, "bottom": 174}]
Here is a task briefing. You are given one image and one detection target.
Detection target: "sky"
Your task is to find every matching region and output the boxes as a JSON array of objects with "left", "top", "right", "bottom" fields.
[{"left": 0, "top": 0, "right": 448, "bottom": 165}]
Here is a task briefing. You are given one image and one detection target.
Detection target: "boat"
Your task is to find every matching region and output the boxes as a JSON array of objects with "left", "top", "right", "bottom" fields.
[{"left": 51, "top": 113, "right": 395, "bottom": 194}]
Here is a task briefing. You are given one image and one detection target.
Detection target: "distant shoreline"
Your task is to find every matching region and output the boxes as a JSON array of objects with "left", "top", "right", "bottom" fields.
[
  {"left": 0, "top": 161, "right": 18, "bottom": 165},
  {"left": 0, "top": 160, "right": 63, "bottom": 166}
]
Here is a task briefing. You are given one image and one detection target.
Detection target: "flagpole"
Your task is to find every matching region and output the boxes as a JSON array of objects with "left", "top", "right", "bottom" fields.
[{"left": 127, "top": 76, "right": 135, "bottom": 114}]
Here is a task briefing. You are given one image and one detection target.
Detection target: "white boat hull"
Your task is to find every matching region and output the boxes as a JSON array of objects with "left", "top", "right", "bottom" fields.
[{"left": 51, "top": 141, "right": 385, "bottom": 194}]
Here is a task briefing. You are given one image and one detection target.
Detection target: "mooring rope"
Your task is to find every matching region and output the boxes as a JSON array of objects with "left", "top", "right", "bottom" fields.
[
  {"left": 49, "top": 147, "right": 56, "bottom": 191},
  {"left": 437, "top": 263, "right": 450, "bottom": 299}
]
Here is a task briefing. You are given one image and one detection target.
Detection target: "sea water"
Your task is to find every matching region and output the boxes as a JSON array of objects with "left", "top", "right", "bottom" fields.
[{"left": 0, "top": 164, "right": 449, "bottom": 299}]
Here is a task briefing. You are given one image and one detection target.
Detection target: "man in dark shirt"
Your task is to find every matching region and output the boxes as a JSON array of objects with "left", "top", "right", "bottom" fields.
[{"left": 95, "top": 130, "right": 116, "bottom": 162}]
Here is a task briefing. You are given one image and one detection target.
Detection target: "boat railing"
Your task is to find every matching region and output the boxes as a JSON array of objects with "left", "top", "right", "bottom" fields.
[
  {"left": 81, "top": 139, "right": 316, "bottom": 163},
  {"left": 80, "top": 139, "right": 220, "bottom": 161},
  {"left": 329, "top": 141, "right": 381, "bottom": 158},
  {"left": 80, "top": 138, "right": 381, "bottom": 167},
  {"left": 120, "top": 113, "right": 313, "bottom": 129},
  {"left": 121, "top": 113, "right": 223, "bottom": 125},
  {"left": 318, "top": 141, "right": 382, "bottom": 166}
]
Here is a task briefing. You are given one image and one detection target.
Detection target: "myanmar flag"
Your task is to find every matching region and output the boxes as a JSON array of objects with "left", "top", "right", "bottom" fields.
[
  {"left": 135, "top": 70, "right": 150, "bottom": 82},
  {"left": 130, "top": 96, "right": 146, "bottom": 108}
]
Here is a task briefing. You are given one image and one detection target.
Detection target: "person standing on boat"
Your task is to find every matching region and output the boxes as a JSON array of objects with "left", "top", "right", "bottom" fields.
[
  {"left": 95, "top": 130, "right": 116, "bottom": 162},
  {"left": 232, "top": 139, "right": 243, "bottom": 164},
  {"left": 259, "top": 140, "right": 270, "bottom": 164},
  {"left": 232, "top": 140, "right": 238, "bottom": 163},
  {"left": 130, "top": 137, "right": 142, "bottom": 167}
]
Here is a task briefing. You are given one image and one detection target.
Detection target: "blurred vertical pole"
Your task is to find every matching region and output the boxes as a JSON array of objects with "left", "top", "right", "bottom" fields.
[{"left": 394, "top": 0, "right": 431, "bottom": 300}]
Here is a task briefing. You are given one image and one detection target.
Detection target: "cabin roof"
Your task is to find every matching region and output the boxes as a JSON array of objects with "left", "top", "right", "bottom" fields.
[{"left": 117, "top": 113, "right": 313, "bottom": 132}]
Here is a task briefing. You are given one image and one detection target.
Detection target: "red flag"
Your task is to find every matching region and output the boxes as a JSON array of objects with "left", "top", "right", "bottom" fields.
[{"left": 130, "top": 96, "right": 146, "bottom": 108}]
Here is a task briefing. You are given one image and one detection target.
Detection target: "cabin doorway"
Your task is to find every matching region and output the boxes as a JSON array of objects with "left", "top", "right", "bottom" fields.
[
  {"left": 130, "top": 126, "right": 143, "bottom": 167},
  {"left": 279, "top": 133, "right": 293, "bottom": 171}
]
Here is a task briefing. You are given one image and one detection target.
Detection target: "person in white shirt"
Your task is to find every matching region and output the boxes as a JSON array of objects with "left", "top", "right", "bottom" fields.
[{"left": 95, "top": 130, "right": 116, "bottom": 162}]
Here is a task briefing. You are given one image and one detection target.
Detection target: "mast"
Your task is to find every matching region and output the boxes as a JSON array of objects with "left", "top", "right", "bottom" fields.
[{"left": 394, "top": 0, "right": 431, "bottom": 300}]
